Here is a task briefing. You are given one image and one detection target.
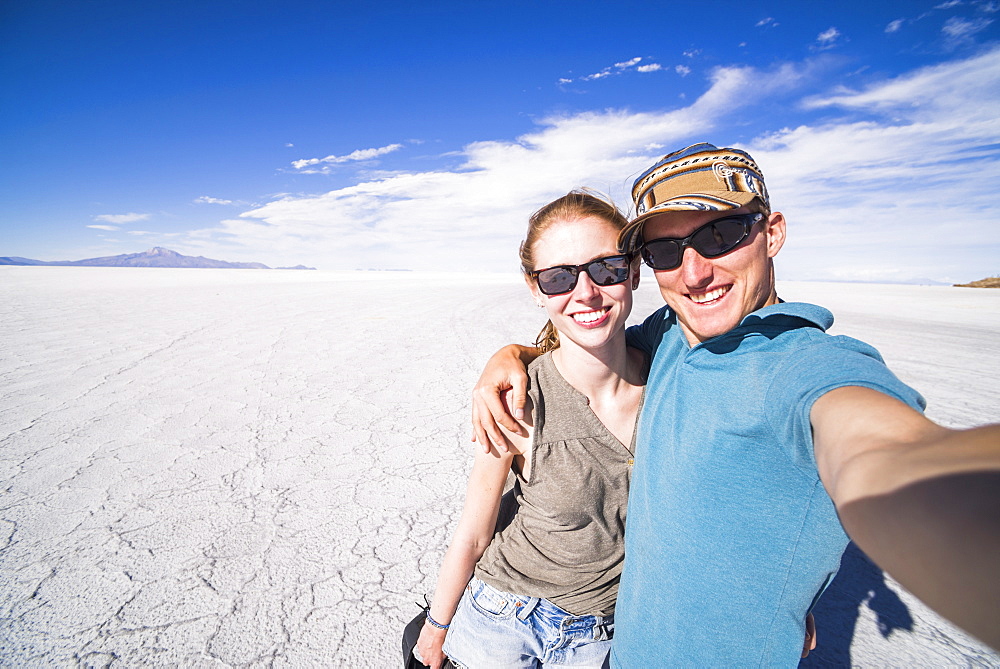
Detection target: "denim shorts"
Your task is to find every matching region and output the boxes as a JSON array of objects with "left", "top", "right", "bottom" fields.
[{"left": 441, "top": 576, "right": 613, "bottom": 668}]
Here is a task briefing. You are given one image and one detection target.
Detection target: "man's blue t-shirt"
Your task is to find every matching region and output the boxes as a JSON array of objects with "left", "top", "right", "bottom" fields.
[{"left": 612, "top": 302, "right": 925, "bottom": 667}]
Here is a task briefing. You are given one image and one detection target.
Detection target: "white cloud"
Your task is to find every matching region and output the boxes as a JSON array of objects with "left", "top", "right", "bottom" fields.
[
  {"left": 675, "top": 65, "right": 692, "bottom": 77},
  {"left": 886, "top": 19, "right": 905, "bottom": 33},
  {"left": 756, "top": 17, "right": 777, "bottom": 27},
  {"left": 93, "top": 212, "right": 150, "bottom": 224},
  {"left": 182, "top": 63, "right": 810, "bottom": 272},
  {"left": 195, "top": 196, "right": 234, "bottom": 205},
  {"left": 87, "top": 224, "right": 119, "bottom": 231},
  {"left": 754, "top": 46, "right": 1000, "bottom": 281},
  {"left": 683, "top": 50, "right": 701, "bottom": 58},
  {"left": 817, "top": 27, "right": 841, "bottom": 44},
  {"left": 614, "top": 57, "right": 643, "bottom": 69},
  {"left": 577, "top": 57, "right": 650, "bottom": 82},
  {"left": 936, "top": 0, "right": 963, "bottom": 8},
  {"left": 179, "top": 48, "right": 1000, "bottom": 283},
  {"left": 941, "top": 16, "right": 993, "bottom": 45},
  {"left": 291, "top": 143, "right": 404, "bottom": 171}
]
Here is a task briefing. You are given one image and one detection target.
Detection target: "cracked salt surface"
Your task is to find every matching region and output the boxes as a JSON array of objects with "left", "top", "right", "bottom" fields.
[{"left": 1, "top": 267, "right": 997, "bottom": 666}]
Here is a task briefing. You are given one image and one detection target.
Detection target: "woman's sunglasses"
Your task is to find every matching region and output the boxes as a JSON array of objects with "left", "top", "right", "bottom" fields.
[
  {"left": 531, "top": 254, "right": 633, "bottom": 296},
  {"left": 639, "top": 212, "right": 764, "bottom": 271}
]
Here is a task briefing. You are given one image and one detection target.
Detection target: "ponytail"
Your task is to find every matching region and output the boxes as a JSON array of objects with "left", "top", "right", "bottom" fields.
[{"left": 534, "top": 319, "right": 560, "bottom": 353}]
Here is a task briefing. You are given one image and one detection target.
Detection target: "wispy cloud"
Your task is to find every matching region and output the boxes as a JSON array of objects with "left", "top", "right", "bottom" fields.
[
  {"left": 675, "top": 65, "right": 692, "bottom": 77},
  {"left": 93, "top": 212, "right": 150, "bottom": 224},
  {"left": 757, "top": 46, "right": 1000, "bottom": 281},
  {"left": 941, "top": 16, "right": 994, "bottom": 46},
  {"left": 194, "top": 196, "right": 234, "bottom": 205},
  {"left": 814, "top": 27, "right": 842, "bottom": 49},
  {"left": 756, "top": 17, "right": 778, "bottom": 28},
  {"left": 571, "top": 56, "right": 664, "bottom": 83},
  {"left": 291, "top": 143, "right": 404, "bottom": 172},
  {"left": 883, "top": 1, "right": 995, "bottom": 47},
  {"left": 87, "top": 224, "right": 119, "bottom": 231},
  {"left": 181, "top": 62, "right": 811, "bottom": 272},
  {"left": 176, "top": 48, "right": 1000, "bottom": 283}
]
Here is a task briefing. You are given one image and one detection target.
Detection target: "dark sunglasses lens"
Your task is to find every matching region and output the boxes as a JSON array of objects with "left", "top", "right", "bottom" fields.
[
  {"left": 641, "top": 240, "right": 682, "bottom": 270},
  {"left": 691, "top": 218, "right": 748, "bottom": 257},
  {"left": 587, "top": 256, "right": 630, "bottom": 286},
  {"left": 537, "top": 267, "right": 577, "bottom": 295}
]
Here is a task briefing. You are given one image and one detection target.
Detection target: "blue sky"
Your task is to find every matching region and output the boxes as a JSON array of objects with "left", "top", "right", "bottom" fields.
[{"left": 2, "top": 0, "right": 998, "bottom": 282}]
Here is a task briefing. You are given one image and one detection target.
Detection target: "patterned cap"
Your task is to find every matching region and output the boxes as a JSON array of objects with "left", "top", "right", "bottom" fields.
[{"left": 619, "top": 142, "right": 769, "bottom": 253}]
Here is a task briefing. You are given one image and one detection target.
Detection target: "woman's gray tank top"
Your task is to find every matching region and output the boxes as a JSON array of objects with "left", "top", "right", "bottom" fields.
[{"left": 473, "top": 352, "right": 639, "bottom": 617}]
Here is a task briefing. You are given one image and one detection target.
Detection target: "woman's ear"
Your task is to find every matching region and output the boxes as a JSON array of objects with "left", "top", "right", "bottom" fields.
[{"left": 525, "top": 274, "right": 545, "bottom": 307}]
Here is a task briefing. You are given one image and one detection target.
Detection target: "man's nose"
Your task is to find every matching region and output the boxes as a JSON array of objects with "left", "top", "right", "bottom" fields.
[{"left": 679, "top": 246, "right": 713, "bottom": 286}]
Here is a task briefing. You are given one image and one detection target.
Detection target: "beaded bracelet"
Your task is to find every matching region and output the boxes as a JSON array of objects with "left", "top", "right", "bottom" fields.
[{"left": 424, "top": 608, "right": 450, "bottom": 630}]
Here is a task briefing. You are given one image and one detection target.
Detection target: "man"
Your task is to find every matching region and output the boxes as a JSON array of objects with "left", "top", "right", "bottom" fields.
[{"left": 471, "top": 143, "right": 999, "bottom": 664}]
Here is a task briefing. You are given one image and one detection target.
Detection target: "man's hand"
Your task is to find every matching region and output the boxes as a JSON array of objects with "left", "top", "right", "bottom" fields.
[{"left": 471, "top": 344, "right": 538, "bottom": 453}]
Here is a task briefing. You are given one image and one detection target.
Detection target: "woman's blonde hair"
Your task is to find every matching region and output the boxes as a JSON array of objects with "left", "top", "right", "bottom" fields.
[{"left": 520, "top": 190, "right": 630, "bottom": 353}]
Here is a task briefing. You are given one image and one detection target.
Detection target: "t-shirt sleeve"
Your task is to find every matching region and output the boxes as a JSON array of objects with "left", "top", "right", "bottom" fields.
[
  {"left": 766, "top": 334, "right": 927, "bottom": 471},
  {"left": 625, "top": 305, "right": 671, "bottom": 357}
]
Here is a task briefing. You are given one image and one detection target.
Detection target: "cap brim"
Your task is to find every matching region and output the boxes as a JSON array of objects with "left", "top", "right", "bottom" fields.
[{"left": 618, "top": 191, "right": 759, "bottom": 253}]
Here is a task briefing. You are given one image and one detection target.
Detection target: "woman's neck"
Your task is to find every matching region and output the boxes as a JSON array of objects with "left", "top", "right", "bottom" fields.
[{"left": 549, "top": 330, "right": 642, "bottom": 401}]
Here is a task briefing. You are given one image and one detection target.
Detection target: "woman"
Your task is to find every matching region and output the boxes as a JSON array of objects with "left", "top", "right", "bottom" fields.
[{"left": 415, "top": 191, "right": 646, "bottom": 668}]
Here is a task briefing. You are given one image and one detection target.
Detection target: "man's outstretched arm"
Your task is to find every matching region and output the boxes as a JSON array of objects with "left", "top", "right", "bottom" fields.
[
  {"left": 812, "top": 387, "right": 1000, "bottom": 650},
  {"left": 471, "top": 344, "right": 541, "bottom": 453}
]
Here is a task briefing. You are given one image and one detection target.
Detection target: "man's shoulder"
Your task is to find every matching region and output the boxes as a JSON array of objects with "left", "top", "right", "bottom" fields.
[
  {"left": 737, "top": 301, "right": 834, "bottom": 333},
  {"left": 626, "top": 305, "right": 680, "bottom": 353}
]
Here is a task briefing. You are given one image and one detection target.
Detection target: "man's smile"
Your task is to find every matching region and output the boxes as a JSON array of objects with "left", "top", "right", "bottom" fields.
[{"left": 688, "top": 285, "right": 730, "bottom": 305}]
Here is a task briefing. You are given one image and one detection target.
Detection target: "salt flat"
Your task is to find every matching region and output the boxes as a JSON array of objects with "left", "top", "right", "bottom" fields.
[{"left": 1, "top": 266, "right": 997, "bottom": 667}]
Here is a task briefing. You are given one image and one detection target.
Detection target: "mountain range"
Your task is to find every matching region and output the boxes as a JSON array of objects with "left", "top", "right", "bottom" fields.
[{"left": 0, "top": 247, "right": 315, "bottom": 270}]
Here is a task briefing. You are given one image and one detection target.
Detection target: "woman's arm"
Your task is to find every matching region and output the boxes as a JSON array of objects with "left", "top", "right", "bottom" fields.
[{"left": 416, "top": 421, "right": 531, "bottom": 668}]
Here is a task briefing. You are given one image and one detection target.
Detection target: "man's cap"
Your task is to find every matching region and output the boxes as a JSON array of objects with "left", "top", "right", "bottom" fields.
[{"left": 619, "top": 142, "right": 769, "bottom": 253}]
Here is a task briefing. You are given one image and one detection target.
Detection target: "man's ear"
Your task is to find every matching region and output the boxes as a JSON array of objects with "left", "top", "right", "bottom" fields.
[{"left": 764, "top": 212, "right": 787, "bottom": 259}]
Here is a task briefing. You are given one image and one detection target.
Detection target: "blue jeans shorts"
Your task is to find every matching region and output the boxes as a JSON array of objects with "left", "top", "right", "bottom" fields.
[{"left": 442, "top": 576, "right": 613, "bottom": 668}]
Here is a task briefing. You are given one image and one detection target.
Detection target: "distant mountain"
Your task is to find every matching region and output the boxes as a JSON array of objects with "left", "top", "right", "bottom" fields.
[{"left": 0, "top": 247, "right": 315, "bottom": 270}]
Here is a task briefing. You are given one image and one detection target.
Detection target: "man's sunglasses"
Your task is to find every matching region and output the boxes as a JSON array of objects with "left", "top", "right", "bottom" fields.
[
  {"left": 531, "top": 254, "right": 633, "bottom": 296},
  {"left": 639, "top": 212, "right": 765, "bottom": 271}
]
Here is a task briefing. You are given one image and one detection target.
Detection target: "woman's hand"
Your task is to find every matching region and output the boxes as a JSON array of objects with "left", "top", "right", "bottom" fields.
[
  {"left": 801, "top": 612, "right": 817, "bottom": 658},
  {"left": 471, "top": 345, "right": 537, "bottom": 453},
  {"left": 415, "top": 621, "right": 449, "bottom": 669}
]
